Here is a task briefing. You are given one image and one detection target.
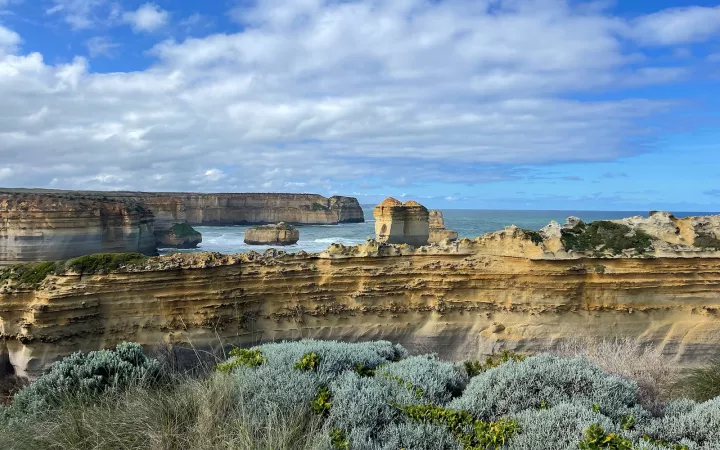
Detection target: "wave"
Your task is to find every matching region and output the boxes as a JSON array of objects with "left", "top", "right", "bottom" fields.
[{"left": 313, "top": 237, "right": 360, "bottom": 244}]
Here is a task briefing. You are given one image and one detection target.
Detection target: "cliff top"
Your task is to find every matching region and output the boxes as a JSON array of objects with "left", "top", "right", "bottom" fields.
[{"left": 0, "top": 188, "right": 358, "bottom": 201}]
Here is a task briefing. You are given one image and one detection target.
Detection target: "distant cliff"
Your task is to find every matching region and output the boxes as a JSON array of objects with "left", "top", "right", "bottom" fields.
[{"left": 0, "top": 192, "right": 157, "bottom": 265}]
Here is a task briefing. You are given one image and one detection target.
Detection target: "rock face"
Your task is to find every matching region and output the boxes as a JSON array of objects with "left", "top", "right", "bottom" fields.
[
  {"left": 0, "top": 192, "right": 157, "bottom": 265},
  {"left": 428, "top": 210, "right": 459, "bottom": 243},
  {"left": 155, "top": 223, "right": 202, "bottom": 249},
  {"left": 244, "top": 223, "right": 299, "bottom": 246},
  {"left": 3, "top": 211, "right": 720, "bottom": 376},
  {"left": 135, "top": 192, "right": 364, "bottom": 226},
  {"left": 373, "top": 198, "right": 430, "bottom": 245}
]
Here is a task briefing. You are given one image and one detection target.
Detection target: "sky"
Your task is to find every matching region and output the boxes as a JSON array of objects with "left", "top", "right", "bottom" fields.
[{"left": 0, "top": 0, "right": 719, "bottom": 211}]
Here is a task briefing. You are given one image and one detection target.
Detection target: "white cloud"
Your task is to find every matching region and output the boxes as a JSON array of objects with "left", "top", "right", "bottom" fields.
[
  {"left": 0, "top": 0, "right": 711, "bottom": 193},
  {"left": 85, "top": 36, "right": 120, "bottom": 58},
  {"left": 123, "top": 3, "right": 169, "bottom": 33},
  {"left": 0, "top": 24, "right": 20, "bottom": 53},
  {"left": 628, "top": 5, "right": 720, "bottom": 45},
  {"left": 0, "top": 167, "right": 13, "bottom": 180}
]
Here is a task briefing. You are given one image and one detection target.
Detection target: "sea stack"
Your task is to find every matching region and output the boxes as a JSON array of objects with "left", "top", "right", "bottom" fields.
[
  {"left": 373, "top": 198, "right": 429, "bottom": 246},
  {"left": 428, "top": 210, "right": 459, "bottom": 243},
  {"left": 244, "top": 222, "right": 300, "bottom": 246}
]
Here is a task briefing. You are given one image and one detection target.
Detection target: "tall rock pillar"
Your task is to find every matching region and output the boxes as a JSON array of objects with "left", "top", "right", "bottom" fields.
[
  {"left": 401, "top": 201, "right": 430, "bottom": 246},
  {"left": 373, "top": 198, "right": 406, "bottom": 244}
]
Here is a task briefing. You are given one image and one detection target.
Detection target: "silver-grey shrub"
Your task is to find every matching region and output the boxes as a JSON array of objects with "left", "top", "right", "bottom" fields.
[
  {"left": 634, "top": 396, "right": 720, "bottom": 449},
  {"left": 449, "top": 354, "right": 639, "bottom": 421},
  {"left": 376, "top": 354, "right": 467, "bottom": 404},
  {"left": 255, "top": 339, "right": 407, "bottom": 375},
  {"left": 11, "top": 342, "right": 161, "bottom": 414},
  {"left": 509, "top": 402, "right": 616, "bottom": 450}
]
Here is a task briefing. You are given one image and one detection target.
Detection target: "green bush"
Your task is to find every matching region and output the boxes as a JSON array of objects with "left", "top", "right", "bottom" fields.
[
  {"left": 312, "top": 202, "right": 330, "bottom": 211},
  {"left": 463, "top": 350, "right": 527, "bottom": 378},
  {"left": 561, "top": 221, "right": 653, "bottom": 255},
  {"left": 213, "top": 348, "right": 267, "bottom": 373},
  {"left": 0, "top": 261, "right": 62, "bottom": 287},
  {"left": 295, "top": 352, "right": 321, "bottom": 371},
  {"left": 311, "top": 387, "right": 332, "bottom": 416},
  {"left": 10, "top": 342, "right": 161, "bottom": 414},
  {"left": 521, "top": 229, "right": 544, "bottom": 245},
  {"left": 578, "top": 423, "right": 634, "bottom": 449},
  {"left": 63, "top": 253, "right": 149, "bottom": 275}
]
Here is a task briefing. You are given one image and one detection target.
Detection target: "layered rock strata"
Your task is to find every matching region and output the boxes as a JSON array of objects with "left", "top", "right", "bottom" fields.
[
  {"left": 3, "top": 212, "right": 720, "bottom": 376},
  {"left": 428, "top": 210, "right": 459, "bottom": 243},
  {"left": 373, "top": 198, "right": 430, "bottom": 245},
  {"left": 0, "top": 192, "right": 157, "bottom": 266},
  {"left": 244, "top": 223, "right": 299, "bottom": 246}
]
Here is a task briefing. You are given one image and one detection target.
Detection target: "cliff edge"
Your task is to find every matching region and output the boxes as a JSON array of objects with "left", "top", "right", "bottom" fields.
[{"left": 0, "top": 192, "right": 157, "bottom": 265}]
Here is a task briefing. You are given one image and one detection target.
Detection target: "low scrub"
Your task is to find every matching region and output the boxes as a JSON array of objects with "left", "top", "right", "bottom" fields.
[
  {"left": 2, "top": 339, "right": 719, "bottom": 450},
  {"left": 561, "top": 221, "right": 653, "bottom": 256}
]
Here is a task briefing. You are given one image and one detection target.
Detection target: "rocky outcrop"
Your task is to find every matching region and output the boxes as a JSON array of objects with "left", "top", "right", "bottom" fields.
[
  {"left": 155, "top": 223, "right": 202, "bottom": 249},
  {"left": 428, "top": 210, "right": 459, "bottom": 243},
  {"left": 244, "top": 223, "right": 300, "bottom": 246},
  {"left": 3, "top": 211, "right": 720, "bottom": 376},
  {"left": 0, "top": 192, "right": 157, "bottom": 265},
  {"left": 373, "top": 198, "right": 430, "bottom": 245}
]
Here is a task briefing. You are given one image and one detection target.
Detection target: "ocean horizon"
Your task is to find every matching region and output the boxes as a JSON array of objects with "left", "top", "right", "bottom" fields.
[{"left": 160, "top": 207, "right": 719, "bottom": 255}]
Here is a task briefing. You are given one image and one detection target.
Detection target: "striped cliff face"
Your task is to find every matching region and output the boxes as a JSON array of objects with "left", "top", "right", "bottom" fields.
[
  {"left": 2, "top": 232, "right": 720, "bottom": 377},
  {"left": 0, "top": 193, "right": 157, "bottom": 266}
]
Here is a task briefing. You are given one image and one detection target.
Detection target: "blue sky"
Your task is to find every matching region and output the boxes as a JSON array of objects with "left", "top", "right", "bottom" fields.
[{"left": 0, "top": 0, "right": 719, "bottom": 211}]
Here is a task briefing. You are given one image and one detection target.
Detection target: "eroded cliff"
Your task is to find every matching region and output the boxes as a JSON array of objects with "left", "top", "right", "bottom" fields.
[
  {"left": 0, "top": 192, "right": 157, "bottom": 266},
  {"left": 2, "top": 217, "right": 720, "bottom": 376}
]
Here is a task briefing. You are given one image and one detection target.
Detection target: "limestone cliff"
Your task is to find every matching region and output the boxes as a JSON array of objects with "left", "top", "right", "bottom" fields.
[
  {"left": 0, "top": 192, "right": 157, "bottom": 266},
  {"left": 132, "top": 192, "right": 364, "bottom": 226},
  {"left": 3, "top": 215, "right": 720, "bottom": 376},
  {"left": 373, "top": 198, "right": 430, "bottom": 245}
]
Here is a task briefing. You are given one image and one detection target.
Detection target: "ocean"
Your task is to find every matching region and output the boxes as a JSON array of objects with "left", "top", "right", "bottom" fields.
[{"left": 159, "top": 208, "right": 718, "bottom": 255}]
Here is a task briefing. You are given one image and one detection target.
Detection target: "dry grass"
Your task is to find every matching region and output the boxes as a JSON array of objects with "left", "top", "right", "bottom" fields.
[
  {"left": 554, "top": 338, "right": 676, "bottom": 411},
  {"left": 3, "top": 374, "right": 324, "bottom": 450},
  {"left": 671, "top": 360, "right": 720, "bottom": 402}
]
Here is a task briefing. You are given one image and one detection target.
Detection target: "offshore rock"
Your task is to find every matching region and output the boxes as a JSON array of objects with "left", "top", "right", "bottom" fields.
[
  {"left": 0, "top": 192, "right": 157, "bottom": 265},
  {"left": 155, "top": 223, "right": 202, "bottom": 249},
  {"left": 428, "top": 210, "right": 459, "bottom": 244},
  {"left": 373, "top": 198, "right": 430, "bottom": 246},
  {"left": 244, "top": 223, "right": 299, "bottom": 246}
]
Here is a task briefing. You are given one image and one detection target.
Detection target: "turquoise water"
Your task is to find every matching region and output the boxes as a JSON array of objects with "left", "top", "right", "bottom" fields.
[{"left": 160, "top": 208, "right": 717, "bottom": 255}]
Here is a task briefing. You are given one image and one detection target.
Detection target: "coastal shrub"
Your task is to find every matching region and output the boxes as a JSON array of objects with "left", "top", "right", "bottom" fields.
[
  {"left": 311, "top": 202, "right": 329, "bottom": 211},
  {"left": 377, "top": 355, "right": 467, "bottom": 404},
  {"left": 634, "top": 397, "right": 720, "bottom": 448},
  {"left": 11, "top": 342, "right": 161, "bottom": 414},
  {"left": 462, "top": 350, "right": 527, "bottom": 378},
  {"left": 520, "top": 229, "right": 544, "bottom": 245},
  {"left": 693, "top": 234, "right": 720, "bottom": 250},
  {"left": 398, "top": 403, "right": 519, "bottom": 449},
  {"left": 256, "top": 339, "right": 407, "bottom": 375},
  {"left": 296, "top": 352, "right": 322, "bottom": 371},
  {"left": 449, "top": 355, "right": 639, "bottom": 421},
  {"left": 671, "top": 360, "right": 720, "bottom": 402},
  {"left": 578, "top": 423, "right": 634, "bottom": 449},
  {"left": 561, "top": 221, "right": 653, "bottom": 255},
  {"left": 61, "top": 252, "right": 149, "bottom": 275},
  {"left": 556, "top": 339, "right": 674, "bottom": 411},
  {"left": 213, "top": 348, "right": 267, "bottom": 373},
  {"left": 0, "top": 261, "right": 62, "bottom": 287},
  {"left": 510, "top": 402, "right": 616, "bottom": 450}
]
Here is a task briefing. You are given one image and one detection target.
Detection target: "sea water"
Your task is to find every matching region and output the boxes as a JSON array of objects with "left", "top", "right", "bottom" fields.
[{"left": 159, "top": 208, "right": 717, "bottom": 255}]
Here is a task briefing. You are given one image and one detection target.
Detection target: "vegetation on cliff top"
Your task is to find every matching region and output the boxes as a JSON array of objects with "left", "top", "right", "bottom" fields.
[
  {"left": 561, "top": 221, "right": 654, "bottom": 256},
  {"left": 0, "top": 253, "right": 150, "bottom": 287},
  {"left": 2, "top": 339, "right": 719, "bottom": 450},
  {"left": 251, "top": 223, "right": 296, "bottom": 231},
  {"left": 160, "top": 222, "right": 201, "bottom": 238}
]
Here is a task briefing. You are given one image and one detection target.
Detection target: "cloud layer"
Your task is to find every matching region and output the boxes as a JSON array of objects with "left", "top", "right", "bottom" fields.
[{"left": 0, "top": 0, "right": 718, "bottom": 195}]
